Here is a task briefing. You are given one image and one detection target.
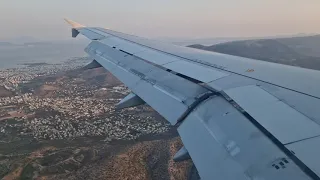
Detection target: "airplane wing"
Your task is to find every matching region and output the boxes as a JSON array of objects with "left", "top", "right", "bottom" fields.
[{"left": 65, "top": 19, "right": 320, "bottom": 180}]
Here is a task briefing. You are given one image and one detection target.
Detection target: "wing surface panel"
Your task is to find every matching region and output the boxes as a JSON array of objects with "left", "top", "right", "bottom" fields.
[
  {"left": 224, "top": 85, "right": 320, "bottom": 144},
  {"left": 85, "top": 40, "right": 211, "bottom": 124},
  {"left": 178, "top": 96, "right": 312, "bottom": 180},
  {"left": 94, "top": 28, "right": 320, "bottom": 99},
  {"left": 66, "top": 21, "right": 320, "bottom": 179},
  {"left": 163, "top": 60, "right": 229, "bottom": 83},
  {"left": 286, "top": 137, "right": 320, "bottom": 177},
  {"left": 78, "top": 28, "right": 106, "bottom": 40}
]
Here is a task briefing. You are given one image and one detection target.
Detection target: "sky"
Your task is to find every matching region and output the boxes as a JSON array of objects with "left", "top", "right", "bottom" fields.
[{"left": 0, "top": 0, "right": 319, "bottom": 40}]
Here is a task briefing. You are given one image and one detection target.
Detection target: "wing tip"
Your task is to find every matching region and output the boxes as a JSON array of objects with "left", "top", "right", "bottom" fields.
[{"left": 64, "top": 18, "right": 85, "bottom": 28}]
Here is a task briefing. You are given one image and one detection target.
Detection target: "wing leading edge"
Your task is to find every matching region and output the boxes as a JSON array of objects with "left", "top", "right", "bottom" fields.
[{"left": 65, "top": 19, "right": 320, "bottom": 180}]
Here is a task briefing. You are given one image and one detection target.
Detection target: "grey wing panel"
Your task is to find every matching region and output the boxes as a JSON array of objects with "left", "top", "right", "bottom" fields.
[
  {"left": 224, "top": 85, "right": 320, "bottom": 144},
  {"left": 286, "top": 137, "right": 320, "bottom": 177},
  {"left": 222, "top": 85, "right": 320, "bottom": 178},
  {"left": 68, "top": 24, "right": 320, "bottom": 180},
  {"left": 77, "top": 28, "right": 106, "bottom": 40},
  {"left": 163, "top": 61, "right": 229, "bottom": 83},
  {"left": 178, "top": 96, "right": 312, "bottom": 180},
  {"left": 95, "top": 28, "right": 320, "bottom": 99},
  {"left": 85, "top": 40, "right": 210, "bottom": 125}
]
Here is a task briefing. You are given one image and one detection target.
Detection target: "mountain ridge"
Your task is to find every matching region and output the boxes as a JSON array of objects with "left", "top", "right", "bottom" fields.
[{"left": 188, "top": 35, "right": 320, "bottom": 70}]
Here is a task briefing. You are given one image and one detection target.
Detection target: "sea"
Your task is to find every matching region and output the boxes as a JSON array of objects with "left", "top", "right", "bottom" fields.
[{"left": 0, "top": 41, "right": 88, "bottom": 69}]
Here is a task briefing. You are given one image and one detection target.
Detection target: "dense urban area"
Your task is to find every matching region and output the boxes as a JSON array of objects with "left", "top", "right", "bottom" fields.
[
  {"left": 0, "top": 58, "right": 171, "bottom": 140},
  {"left": 0, "top": 58, "right": 191, "bottom": 180}
]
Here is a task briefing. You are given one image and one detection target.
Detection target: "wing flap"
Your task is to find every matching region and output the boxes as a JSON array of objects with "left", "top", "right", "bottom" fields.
[
  {"left": 85, "top": 40, "right": 211, "bottom": 124},
  {"left": 224, "top": 85, "right": 320, "bottom": 145},
  {"left": 178, "top": 96, "right": 311, "bottom": 180},
  {"left": 286, "top": 136, "right": 320, "bottom": 177}
]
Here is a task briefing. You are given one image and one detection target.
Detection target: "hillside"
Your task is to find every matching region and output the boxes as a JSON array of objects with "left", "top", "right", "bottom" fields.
[
  {"left": 188, "top": 35, "right": 320, "bottom": 70},
  {"left": 278, "top": 35, "right": 320, "bottom": 57}
]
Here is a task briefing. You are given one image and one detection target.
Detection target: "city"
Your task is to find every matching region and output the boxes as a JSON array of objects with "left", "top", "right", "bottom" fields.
[
  {"left": 0, "top": 58, "right": 170, "bottom": 141},
  {"left": 0, "top": 58, "right": 189, "bottom": 179}
]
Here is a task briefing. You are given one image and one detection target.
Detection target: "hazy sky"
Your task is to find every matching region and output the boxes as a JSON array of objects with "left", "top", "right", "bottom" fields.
[{"left": 0, "top": 0, "right": 319, "bottom": 40}]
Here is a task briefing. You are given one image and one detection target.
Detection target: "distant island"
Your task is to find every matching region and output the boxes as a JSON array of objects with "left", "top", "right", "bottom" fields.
[
  {"left": 0, "top": 42, "right": 15, "bottom": 46},
  {"left": 20, "top": 62, "right": 51, "bottom": 67},
  {"left": 188, "top": 34, "right": 320, "bottom": 71}
]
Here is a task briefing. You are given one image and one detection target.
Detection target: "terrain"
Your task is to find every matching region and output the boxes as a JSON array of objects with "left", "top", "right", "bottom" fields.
[
  {"left": 0, "top": 86, "right": 14, "bottom": 97},
  {"left": 189, "top": 34, "right": 320, "bottom": 70},
  {"left": 0, "top": 60, "right": 193, "bottom": 180}
]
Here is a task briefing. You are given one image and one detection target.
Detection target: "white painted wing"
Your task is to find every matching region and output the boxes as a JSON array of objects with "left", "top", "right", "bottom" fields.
[{"left": 66, "top": 20, "right": 320, "bottom": 180}]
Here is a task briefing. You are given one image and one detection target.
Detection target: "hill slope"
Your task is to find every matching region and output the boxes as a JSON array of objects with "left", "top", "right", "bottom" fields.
[
  {"left": 278, "top": 35, "right": 320, "bottom": 57},
  {"left": 188, "top": 35, "right": 320, "bottom": 70}
]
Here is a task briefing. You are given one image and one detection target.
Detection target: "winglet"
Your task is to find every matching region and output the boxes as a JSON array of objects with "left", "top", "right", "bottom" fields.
[
  {"left": 64, "top": 19, "right": 85, "bottom": 38},
  {"left": 64, "top": 18, "right": 85, "bottom": 28}
]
